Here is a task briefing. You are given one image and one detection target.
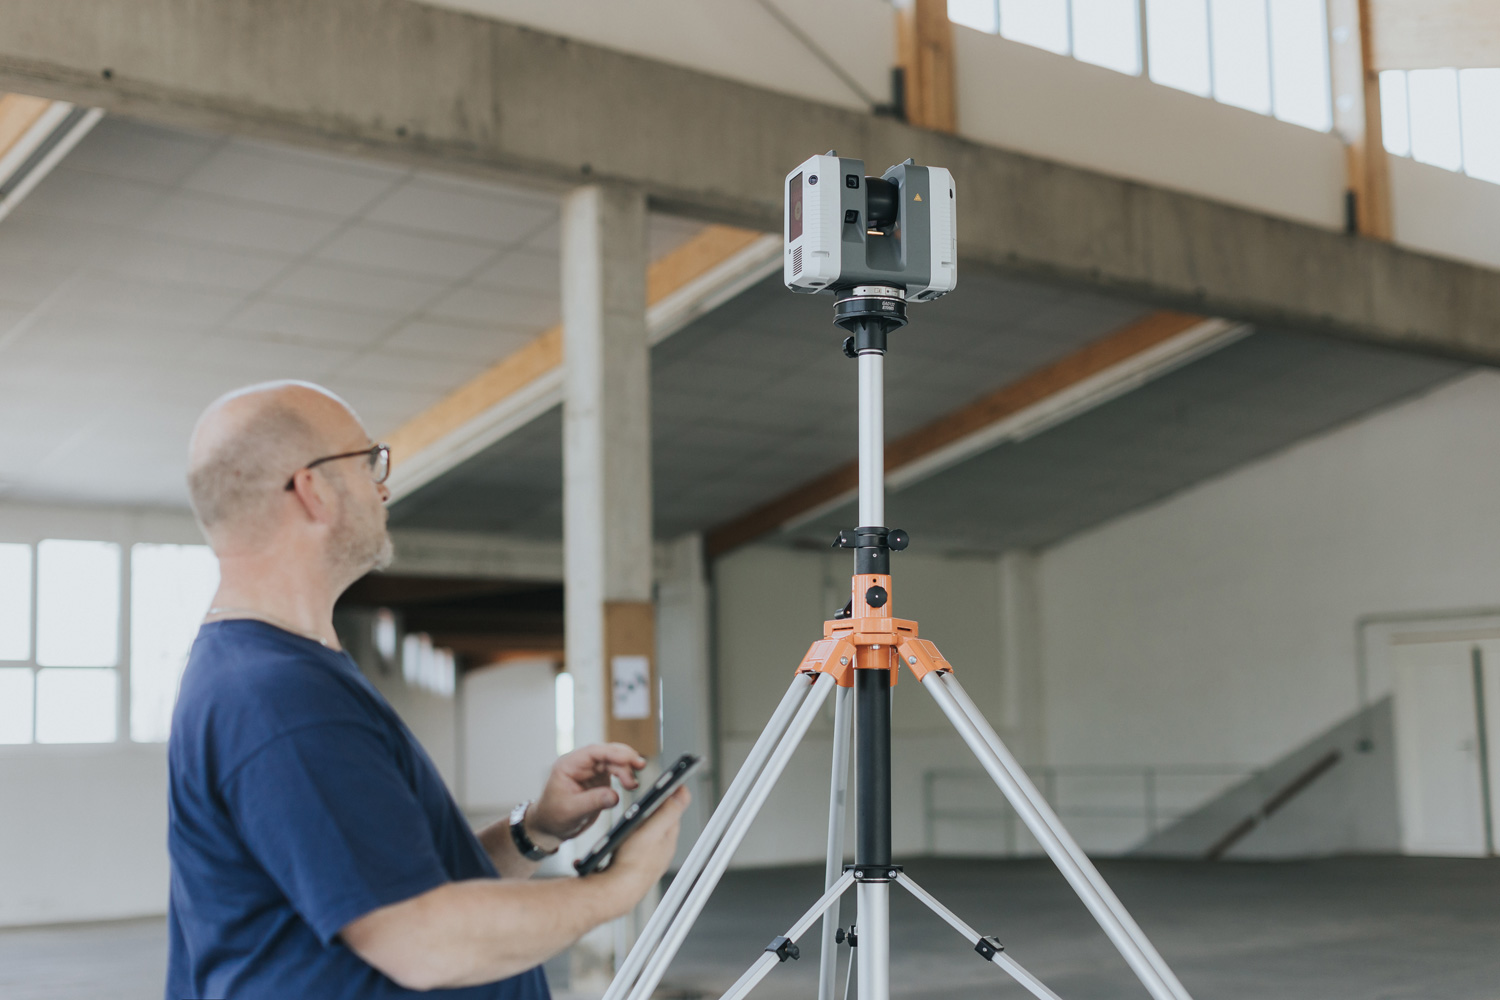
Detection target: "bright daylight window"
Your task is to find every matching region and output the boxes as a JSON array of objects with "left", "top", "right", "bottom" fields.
[
  {"left": 130, "top": 543, "right": 220, "bottom": 743},
  {"left": 0, "top": 543, "right": 31, "bottom": 662},
  {"left": 0, "top": 538, "right": 217, "bottom": 747},
  {"left": 953, "top": 0, "right": 1330, "bottom": 131},
  {"left": 33, "top": 539, "right": 122, "bottom": 744},
  {"left": 1381, "top": 69, "right": 1500, "bottom": 185}
]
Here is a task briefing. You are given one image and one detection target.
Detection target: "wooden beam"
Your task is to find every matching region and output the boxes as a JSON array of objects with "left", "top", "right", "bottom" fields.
[
  {"left": 385, "top": 224, "right": 774, "bottom": 495},
  {"left": 1328, "top": 0, "right": 1393, "bottom": 240},
  {"left": 0, "top": 92, "right": 51, "bottom": 159},
  {"left": 896, "top": 0, "right": 957, "bottom": 132},
  {"left": 703, "top": 311, "right": 1246, "bottom": 558},
  {"left": 1368, "top": 0, "right": 1500, "bottom": 70}
]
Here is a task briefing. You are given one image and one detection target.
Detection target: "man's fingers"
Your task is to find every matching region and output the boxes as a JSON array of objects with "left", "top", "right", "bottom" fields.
[
  {"left": 645, "top": 786, "right": 691, "bottom": 827},
  {"left": 595, "top": 743, "right": 647, "bottom": 772}
]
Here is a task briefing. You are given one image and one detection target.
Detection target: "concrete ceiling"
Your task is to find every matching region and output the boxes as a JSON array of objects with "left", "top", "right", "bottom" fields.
[
  {"left": 787, "top": 329, "right": 1466, "bottom": 553},
  {"left": 389, "top": 271, "right": 1468, "bottom": 552},
  {"left": 0, "top": 115, "right": 701, "bottom": 507}
]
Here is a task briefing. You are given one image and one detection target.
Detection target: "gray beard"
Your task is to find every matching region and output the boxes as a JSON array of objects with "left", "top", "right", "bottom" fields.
[{"left": 330, "top": 493, "right": 394, "bottom": 579}]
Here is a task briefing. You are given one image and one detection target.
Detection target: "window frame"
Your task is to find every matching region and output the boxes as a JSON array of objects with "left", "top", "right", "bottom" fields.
[{"left": 0, "top": 507, "right": 211, "bottom": 755}]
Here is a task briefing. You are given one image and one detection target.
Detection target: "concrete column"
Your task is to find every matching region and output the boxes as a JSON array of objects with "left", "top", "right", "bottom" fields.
[
  {"left": 997, "top": 550, "right": 1044, "bottom": 765},
  {"left": 561, "top": 183, "right": 653, "bottom": 988},
  {"left": 654, "top": 533, "right": 714, "bottom": 860}
]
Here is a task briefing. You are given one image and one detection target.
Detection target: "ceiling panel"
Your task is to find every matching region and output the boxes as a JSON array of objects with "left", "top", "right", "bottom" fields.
[{"left": 0, "top": 115, "right": 597, "bottom": 508}]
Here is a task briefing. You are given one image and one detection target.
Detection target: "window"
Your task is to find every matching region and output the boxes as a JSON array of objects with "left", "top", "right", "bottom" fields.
[
  {"left": 36, "top": 539, "right": 120, "bottom": 668},
  {"left": 1460, "top": 70, "right": 1500, "bottom": 185},
  {"left": 401, "top": 631, "right": 456, "bottom": 697},
  {"left": 1382, "top": 68, "right": 1500, "bottom": 186},
  {"left": 555, "top": 671, "right": 575, "bottom": 757},
  {"left": 0, "top": 543, "right": 30, "bottom": 661},
  {"left": 1267, "top": 0, "right": 1332, "bottom": 131},
  {"left": 1000, "top": 0, "right": 1070, "bottom": 55},
  {"left": 36, "top": 668, "right": 116, "bottom": 744},
  {"left": 0, "top": 667, "right": 33, "bottom": 744},
  {"left": 1073, "top": 0, "right": 1141, "bottom": 75},
  {"left": 0, "top": 537, "right": 217, "bottom": 747},
  {"left": 1210, "top": 0, "right": 1272, "bottom": 114},
  {"left": 953, "top": 0, "right": 1330, "bottom": 130},
  {"left": 130, "top": 543, "right": 219, "bottom": 743},
  {"left": 948, "top": 0, "right": 999, "bottom": 34}
]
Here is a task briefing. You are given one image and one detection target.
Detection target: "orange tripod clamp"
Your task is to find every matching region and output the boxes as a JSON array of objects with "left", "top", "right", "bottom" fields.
[{"left": 795, "top": 573, "right": 949, "bottom": 686}]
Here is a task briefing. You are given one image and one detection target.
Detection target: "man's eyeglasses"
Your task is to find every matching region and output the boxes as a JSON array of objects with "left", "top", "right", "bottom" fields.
[{"left": 284, "top": 443, "right": 391, "bottom": 491}]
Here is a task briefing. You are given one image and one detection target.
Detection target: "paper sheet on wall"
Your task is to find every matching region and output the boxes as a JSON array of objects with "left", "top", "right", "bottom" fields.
[{"left": 611, "top": 654, "right": 651, "bottom": 720}]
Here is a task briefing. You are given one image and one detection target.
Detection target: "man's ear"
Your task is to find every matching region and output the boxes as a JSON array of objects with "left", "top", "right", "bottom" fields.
[{"left": 286, "top": 469, "right": 335, "bottom": 525}]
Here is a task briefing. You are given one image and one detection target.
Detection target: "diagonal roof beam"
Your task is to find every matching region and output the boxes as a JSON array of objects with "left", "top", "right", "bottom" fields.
[
  {"left": 704, "top": 311, "right": 1249, "bottom": 557},
  {"left": 0, "top": 92, "right": 102, "bottom": 224},
  {"left": 386, "top": 224, "right": 778, "bottom": 500}
]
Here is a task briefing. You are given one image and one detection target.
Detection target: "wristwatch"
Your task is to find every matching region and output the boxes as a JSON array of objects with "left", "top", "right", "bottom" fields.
[{"left": 509, "top": 801, "right": 557, "bottom": 861}]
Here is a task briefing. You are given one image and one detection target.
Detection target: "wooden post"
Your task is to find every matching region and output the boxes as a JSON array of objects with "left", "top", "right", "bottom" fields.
[
  {"left": 1328, "top": 0, "right": 1393, "bottom": 239},
  {"left": 896, "top": 0, "right": 958, "bottom": 133}
]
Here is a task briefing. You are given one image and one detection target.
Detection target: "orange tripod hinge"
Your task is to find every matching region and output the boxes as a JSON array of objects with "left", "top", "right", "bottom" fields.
[{"left": 794, "top": 574, "right": 953, "bottom": 686}]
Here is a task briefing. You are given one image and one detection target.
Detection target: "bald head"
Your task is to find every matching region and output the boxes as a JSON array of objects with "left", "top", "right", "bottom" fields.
[{"left": 188, "top": 381, "right": 365, "bottom": 544}]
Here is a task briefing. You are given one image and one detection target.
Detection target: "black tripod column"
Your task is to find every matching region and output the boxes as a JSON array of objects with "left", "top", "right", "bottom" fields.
[{"left": 856, "top": 666, "right": 892, "bottom": 868}]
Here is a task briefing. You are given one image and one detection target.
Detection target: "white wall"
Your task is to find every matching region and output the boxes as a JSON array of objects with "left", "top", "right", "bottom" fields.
[
  {"left": 1390, "top": 154, "right": 1500, "bottom": 271},
  {"left": 462, "top": 659, "right": 557, "bottom": 810},
  {"left": 0, "top": 501, "right": 204, "bottom": 927},
  {"left": 1036, "top": 370, "right": 1500, "bottom": 797}
]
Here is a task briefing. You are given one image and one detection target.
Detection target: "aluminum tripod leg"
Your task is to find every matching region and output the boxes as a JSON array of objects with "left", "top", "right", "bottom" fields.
[
  {"left": 920, "top": 671, "right": 1192, "bottom": 1000},
  {"left": 604, "top": 674, "right": 816, "bottom": 1000},
  {"left": 718, "top": 871, "right": 858, "bottom": 1000},
  {"left": 818, "top": 684, "right": 852, "bottom": 1000},
  {"left": 856, "top": 880, "right": 888, "bottom": 1000},
  {"left": 624, "top": 672, "right": 839, "bottom": 1000},
  {"left": 893, "top": 873, "right": 1063, "bottom": 1000}
]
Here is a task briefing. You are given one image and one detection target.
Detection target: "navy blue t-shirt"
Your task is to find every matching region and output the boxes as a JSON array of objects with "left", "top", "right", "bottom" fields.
[{"left": 166, "top": 619, "right": 550, "bottom": 1000}]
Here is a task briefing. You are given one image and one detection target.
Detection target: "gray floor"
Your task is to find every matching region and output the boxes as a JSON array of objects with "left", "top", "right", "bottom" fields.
[{"left": 4, "top": 857, "right": 1499, "bottom": 999}]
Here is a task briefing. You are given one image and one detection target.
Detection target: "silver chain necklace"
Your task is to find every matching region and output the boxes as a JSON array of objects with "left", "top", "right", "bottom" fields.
[{"left": 205, "top": 607, "right": 334, "bottom": 649}]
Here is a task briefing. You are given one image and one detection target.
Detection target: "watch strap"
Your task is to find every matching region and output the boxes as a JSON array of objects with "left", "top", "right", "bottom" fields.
[{"left": 509, "top": 800, "right": 556, "bottom": 860}]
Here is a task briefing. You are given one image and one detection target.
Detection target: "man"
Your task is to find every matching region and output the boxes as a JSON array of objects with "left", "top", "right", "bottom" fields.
[{"left": 168, "top": 380, "right": 686, "bottom": 999}]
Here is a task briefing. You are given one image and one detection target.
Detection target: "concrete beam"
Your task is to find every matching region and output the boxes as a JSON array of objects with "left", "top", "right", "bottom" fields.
[{"left": 1, "top": 0, "right": 1498, "bottom": 361}]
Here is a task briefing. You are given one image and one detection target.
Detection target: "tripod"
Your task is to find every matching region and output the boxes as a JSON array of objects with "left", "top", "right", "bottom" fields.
[{"left": 602, "top": 286, "right": 1194, "bottom": 1000}]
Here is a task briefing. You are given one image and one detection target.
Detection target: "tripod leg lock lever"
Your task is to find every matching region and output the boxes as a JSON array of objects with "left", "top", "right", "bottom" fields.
[
  {"left": 974, "top": 936, "right": 1005, "bottom": 961},
  {"left": 765, "top": 936, "right": 801, "bottom": 963}
]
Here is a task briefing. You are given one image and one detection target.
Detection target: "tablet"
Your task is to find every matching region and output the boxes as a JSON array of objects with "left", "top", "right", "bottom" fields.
[{"left": 574, "top": 753, "right": 703, "bottom": 876}]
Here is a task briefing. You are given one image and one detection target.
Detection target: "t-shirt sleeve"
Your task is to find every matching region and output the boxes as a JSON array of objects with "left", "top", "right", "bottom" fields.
[{"left": 221, "top": 721, "right": 454, "bottom": 946}]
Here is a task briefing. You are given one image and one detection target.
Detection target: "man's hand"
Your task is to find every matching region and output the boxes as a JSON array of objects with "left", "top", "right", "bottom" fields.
[
  {"left": 526, "top": 743, "right": 647, "bottom": 849},
  {"left": 601, "top": 785, "right": 690, "bottom": 895}
]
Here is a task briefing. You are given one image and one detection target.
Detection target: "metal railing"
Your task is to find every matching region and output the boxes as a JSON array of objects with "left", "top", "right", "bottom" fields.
[{"left": 922, "top": 763, "right": 1257, "bottom": 856}]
